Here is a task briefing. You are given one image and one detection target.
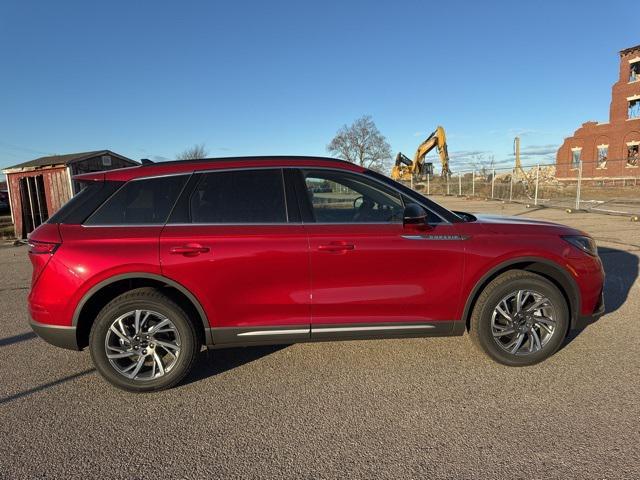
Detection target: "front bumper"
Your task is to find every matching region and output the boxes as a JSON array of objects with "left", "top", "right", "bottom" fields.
[
  {"left": 575, "top": 289, "right": 605, "bottom": 330},
  {"left": 29, "top": 318, "right": 80, "bottom": 350}
]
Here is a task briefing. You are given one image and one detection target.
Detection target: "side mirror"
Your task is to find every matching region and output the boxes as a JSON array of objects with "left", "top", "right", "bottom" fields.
[{"left": 403, "top": 203, "right": 428, "bottom": 225}]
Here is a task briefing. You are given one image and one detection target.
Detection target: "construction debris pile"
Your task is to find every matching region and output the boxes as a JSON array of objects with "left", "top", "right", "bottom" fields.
[{"left": 495, "top": 165, "right": 561, "bottom": 186}]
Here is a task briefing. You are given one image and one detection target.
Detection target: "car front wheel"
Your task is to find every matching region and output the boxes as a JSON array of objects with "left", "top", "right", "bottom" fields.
[
  {"left": 89, "top": 287, "right": 200, "bottom": 392},
  {"left": 469, "top": 270, "right": 569, "bottom": 366}
]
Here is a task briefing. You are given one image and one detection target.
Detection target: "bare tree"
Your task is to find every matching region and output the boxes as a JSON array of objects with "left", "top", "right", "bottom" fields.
[
  {"left": 327, "top": 115, "right": 392, "bottom": 172},
  {"left": 176, "top": 143, "right": 208, "bottom": 160}
]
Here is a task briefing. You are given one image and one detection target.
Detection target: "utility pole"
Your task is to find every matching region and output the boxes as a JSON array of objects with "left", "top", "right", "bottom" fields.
[
  {"left": 575, "top": 161, "right": 583, "bottom": 210},
  {"left": 534, "top": 164, "right": 540, "bottom": 206},
  {"left": 491, "top": 168, "right": 495, "bottom": 199},
  {"left": 472, "top": 170, "right": 475, "bottom": 196},
  {"left": 509, "top": 169, "right": 514, "bottom": 202}
]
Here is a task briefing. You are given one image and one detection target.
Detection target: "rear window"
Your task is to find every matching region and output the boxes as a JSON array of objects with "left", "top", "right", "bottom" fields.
[
  {"left": 47, "top": 181, "right": 123, "bottom": 225},
  {"left": 187, "top": 169, "right": 286, "bottom": 223},
  {"left": 85, "top": 175, "right": 188, "bottom": 225}
]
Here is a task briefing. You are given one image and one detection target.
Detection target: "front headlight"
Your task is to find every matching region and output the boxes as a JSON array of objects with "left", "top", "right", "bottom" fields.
[{"left": 562, "top": 235, "right": 598, "bottom": 256}]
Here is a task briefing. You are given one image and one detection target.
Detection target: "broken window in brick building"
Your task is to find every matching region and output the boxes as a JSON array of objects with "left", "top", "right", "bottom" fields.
[
  {"left": 629, "top": 98, "right": 640, "bottom": 119},
  {"left": 597, "top": 145, "right": 608, "bottom": 168},
  {"left": 630, "top": 61, "right": 640, "bottom": 82},
  {"left": 571, "top": 148, "right": 581, "bottom": 168},
  {"left": 627, "top": 144, "right": 639, "bottom": 167}
]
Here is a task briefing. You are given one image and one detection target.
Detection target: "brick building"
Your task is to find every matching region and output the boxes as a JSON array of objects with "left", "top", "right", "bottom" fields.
[{"left": 556, "top": 45, "right": 640, "bottom": 179}]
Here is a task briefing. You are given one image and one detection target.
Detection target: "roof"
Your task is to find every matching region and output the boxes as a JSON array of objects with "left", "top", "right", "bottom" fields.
[
  {"left": 74, "top": 155, "right": 365, "bottom": 182},
  {"left": 620, "top": 44, "right": 640, "bottom": 56},
  {"left": 2, "top": 150, "right": 136, "bottom": 173}
]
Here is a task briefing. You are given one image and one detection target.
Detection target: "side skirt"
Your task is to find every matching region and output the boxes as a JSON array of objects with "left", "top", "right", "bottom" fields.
[{"left": 206, "top": 321, "right": 461, "bottom": 349}]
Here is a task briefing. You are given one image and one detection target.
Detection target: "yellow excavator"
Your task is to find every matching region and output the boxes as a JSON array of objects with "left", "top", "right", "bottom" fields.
[{"left": 391, "top": 126, "right": 452, "bottom": 182}]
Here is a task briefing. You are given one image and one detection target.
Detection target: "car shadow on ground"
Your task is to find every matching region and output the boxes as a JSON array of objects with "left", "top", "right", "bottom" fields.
[
  {"left": 563, "top": 246, "right": 638, "bottom": 346},
  {"left": 0, "top": 331, "right": 36, "bottom": 347},
  {"left": 181, "top": 345, "right": 289, "bottom": 386},
  {"left": 598, "top": 246, "right": 639, "bottom": 314},
  {"left": 0, "top": 368, "right": 95, "bottom": 405}
]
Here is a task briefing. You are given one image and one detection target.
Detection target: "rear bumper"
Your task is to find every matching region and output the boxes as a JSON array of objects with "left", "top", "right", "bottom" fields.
[{"left": 29, "top": 318, "right": 80, "bottom": 351}]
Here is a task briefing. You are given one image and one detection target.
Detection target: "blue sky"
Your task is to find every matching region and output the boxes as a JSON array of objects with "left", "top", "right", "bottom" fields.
[{"left": 0, "top": 0, "right": 637, "bottom": 179}]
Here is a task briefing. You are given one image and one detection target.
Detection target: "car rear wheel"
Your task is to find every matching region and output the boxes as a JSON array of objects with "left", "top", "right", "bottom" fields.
[
  {"left": 469, "top": 270, "right": 569, "bottom": 366},
  {"left": 89, "top": 287, "right": 200, "bottom": 392}
]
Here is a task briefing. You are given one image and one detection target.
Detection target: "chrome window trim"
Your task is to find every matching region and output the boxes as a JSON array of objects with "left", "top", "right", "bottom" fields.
[
  {"left": 163, "top": 222, "right": 425, "bottom": 227},
  {"left": 81, "top": 224, "right": 166, "bottom": 228},
  {"left": 163, "top": 222, "right": 462, "bottom": 227},
  {"left": 82, "top": 221, "right": 452, "bottom": 228},
  {"left": 124, "top": 172, "right": 195, "bottom": 181},
  {"left": 166, "top": 222, "right": 300, "bottom": 227}
]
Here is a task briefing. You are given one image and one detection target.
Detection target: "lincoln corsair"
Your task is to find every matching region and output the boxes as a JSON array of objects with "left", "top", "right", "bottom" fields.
[{"left": 27, "top": 157, "right": 605, "bottom": 391}]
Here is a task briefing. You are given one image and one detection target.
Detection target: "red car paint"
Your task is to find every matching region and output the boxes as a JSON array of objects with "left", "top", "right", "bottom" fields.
[{"left": 27, "top": 156, "right": 604, "bottom": 351}]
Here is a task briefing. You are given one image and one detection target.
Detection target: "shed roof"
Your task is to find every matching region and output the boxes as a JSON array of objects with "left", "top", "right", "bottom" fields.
[{"left": 2, "top": 150, "right": 136, "bottom": 173}]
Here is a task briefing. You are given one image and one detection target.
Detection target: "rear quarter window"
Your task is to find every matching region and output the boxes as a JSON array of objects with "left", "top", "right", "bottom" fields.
[
  {"left": 47, "top": 181, "right": 123, "bottom": 224},
  {"left": 85, "top": 175, "right": 188, "bottom": 225}
]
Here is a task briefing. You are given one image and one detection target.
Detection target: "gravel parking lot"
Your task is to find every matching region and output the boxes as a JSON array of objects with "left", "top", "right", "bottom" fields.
[{"left": 1, "top": 198, "right": 638, "bottom": 479}]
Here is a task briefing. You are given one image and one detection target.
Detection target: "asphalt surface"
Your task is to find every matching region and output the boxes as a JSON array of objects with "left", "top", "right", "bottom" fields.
[{"left": 1, "top": 199, "right": 639, "bottom": 479}]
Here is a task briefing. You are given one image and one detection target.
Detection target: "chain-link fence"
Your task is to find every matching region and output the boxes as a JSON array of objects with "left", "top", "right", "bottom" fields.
[{"left": 406, "top": 159, "right": 640, "bottom": 219}]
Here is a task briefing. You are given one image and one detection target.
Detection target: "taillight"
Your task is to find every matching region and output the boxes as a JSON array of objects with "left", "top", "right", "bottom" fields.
[{"left": 28, "top": 241, "right": 60, "bottom": 255}]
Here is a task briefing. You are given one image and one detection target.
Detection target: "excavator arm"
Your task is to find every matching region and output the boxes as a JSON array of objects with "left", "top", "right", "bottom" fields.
[{"left": 391, "top": 126, "right": 451, "bottom": 182}]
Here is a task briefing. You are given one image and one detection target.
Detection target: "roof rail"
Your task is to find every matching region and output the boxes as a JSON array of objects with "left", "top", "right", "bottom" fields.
[{"left": 144, "top": 155, "right": 352, "bottom": 167}]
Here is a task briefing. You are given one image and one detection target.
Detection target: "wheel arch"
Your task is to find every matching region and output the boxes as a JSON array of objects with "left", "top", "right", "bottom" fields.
[
  {"left": 73, "top": 273, "right": 211, "bottom": 349},
  {"left": 461, "top": 257, "right": 581, "bottom": 334}
]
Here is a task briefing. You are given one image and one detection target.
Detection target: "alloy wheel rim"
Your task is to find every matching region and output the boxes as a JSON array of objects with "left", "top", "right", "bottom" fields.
[
  {"left": 491, "top": 289, "right": 557, "bottom": 356},
  {"left": 105, "top": 310, "right": 181, "bottom": 381}
]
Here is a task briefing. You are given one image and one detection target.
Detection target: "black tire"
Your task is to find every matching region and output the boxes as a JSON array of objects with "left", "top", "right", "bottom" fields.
[
  {"left": 89, "top": 287, "right": 200, "bottom": 392},
  {"left": 469, "top": 270, "right": 569, "bottom": 366}
]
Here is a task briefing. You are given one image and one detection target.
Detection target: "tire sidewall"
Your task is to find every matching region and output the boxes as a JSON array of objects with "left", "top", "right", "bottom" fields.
[
  {"left": 475, "top": 276, "right": 569, "bottom": 366},
  {"left": 89, "top": 293, "right": 198, "bottom": 392}
]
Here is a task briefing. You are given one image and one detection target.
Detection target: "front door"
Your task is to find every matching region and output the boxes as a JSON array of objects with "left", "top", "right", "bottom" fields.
[
  {"left": 160, "top": 168, "right": 311, "bottom": 346},
  {"left": 297, "top": 169, "right": 465, "bottom": 340}
]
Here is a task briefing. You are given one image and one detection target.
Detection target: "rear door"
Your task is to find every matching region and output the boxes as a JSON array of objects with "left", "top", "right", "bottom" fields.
[
  {"left": 47, "top": 176, "right": 188, "bottom": 327},
  {"left": 159, "top": 168, "right": 311, "bottom": 346},
  {"left": 295, "top": 168, "right": 465, "bottom": 340}
]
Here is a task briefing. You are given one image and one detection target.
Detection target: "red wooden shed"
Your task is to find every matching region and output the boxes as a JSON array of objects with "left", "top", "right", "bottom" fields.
[{"left": 2, "top": 150, "right": 137, "bottom": 238}]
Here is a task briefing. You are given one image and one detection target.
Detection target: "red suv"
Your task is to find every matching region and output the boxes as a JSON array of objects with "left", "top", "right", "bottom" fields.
[{"left": 27, "top": 157, "right": 605, "bottom": 391}]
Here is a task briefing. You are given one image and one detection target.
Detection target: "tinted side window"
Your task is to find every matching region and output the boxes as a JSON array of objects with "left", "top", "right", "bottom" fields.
[
  {"left": 48, "top": 180, "right": 124, "bottom": 224},
  {"left": 189, "top": 169, "right": 286, "bottom": 223},
  {"left": 85, "top": 175, "right": 188, "bottom": 225},
  {"left": 302, "top": 170, "right": 403, "bottom": 223}
]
